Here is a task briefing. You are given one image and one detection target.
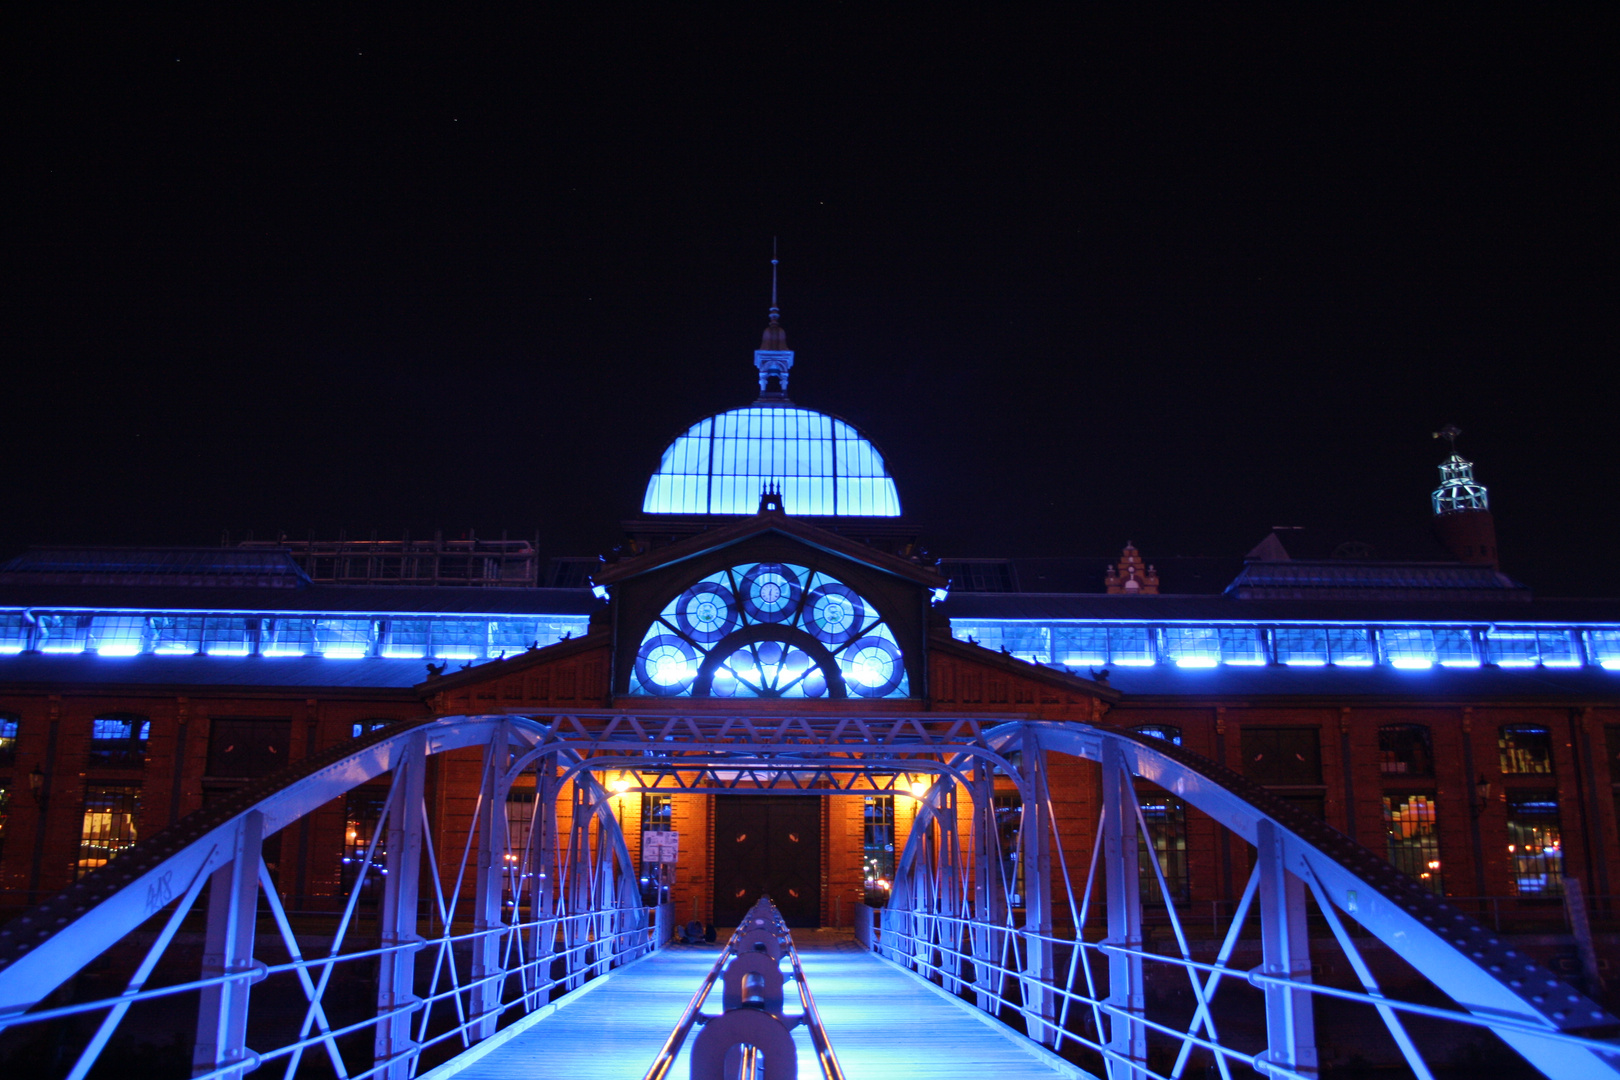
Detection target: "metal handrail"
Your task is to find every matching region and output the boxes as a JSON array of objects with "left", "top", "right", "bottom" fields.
[
  {"left": 643, "top": 899, "right": 845, "bottom": 1080},
  {"left": 869, "top": 907, "right": 1620, "bottom": 1066}
]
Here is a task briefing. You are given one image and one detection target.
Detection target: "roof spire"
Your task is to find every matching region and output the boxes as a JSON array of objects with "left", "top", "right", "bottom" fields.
[
  {"left": 769, "top": 236, "right": 780, "bottom": 323},
  {"left": 754, "top": 239, "right": 793, "bottom": 402}
]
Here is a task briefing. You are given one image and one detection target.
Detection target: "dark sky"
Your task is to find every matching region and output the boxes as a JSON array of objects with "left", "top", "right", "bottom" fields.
[{"left": 7, "top": 10, "right": 1617, "bottom": 593}]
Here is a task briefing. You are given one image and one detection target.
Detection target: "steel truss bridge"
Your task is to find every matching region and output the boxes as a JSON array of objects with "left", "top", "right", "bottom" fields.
[{"left": 0, "top": 710, "right": 1616, "bottom": 1079}]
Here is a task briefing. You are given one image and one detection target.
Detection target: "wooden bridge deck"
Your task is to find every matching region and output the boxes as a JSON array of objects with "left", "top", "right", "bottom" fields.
[{"left": 432, "top": 934, "right": 1086, "bottom": 1080}]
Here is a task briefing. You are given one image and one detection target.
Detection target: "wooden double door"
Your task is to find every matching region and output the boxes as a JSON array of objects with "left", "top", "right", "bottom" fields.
[{"left": 712, "top": 795, "right": 822, "bottom": 927}]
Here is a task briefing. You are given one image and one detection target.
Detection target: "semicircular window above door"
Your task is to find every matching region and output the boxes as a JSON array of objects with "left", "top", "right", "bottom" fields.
[{"left": 630, "top": 561, "right": 909, "bottom": 699}]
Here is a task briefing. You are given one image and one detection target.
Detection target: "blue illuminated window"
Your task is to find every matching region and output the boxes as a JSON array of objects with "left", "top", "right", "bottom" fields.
[
  {"left": 89, "top": 715, "right": 150, "bottom": 767},
  {"left": 1162, "top": 628, "right": 1219, "bottom": 667},
  {"left": 430, "top": 619, "right": 486, "bottom": 660},
  {"left": 1132, "top": 724, "right": 1182, "bottom": 746},
  {"left": 351, "top": 720, "right": 393, "bottom": 738},
  {"left": 630, "top": 561, "right": 909, "bottom": 699},
  {"left": 89, "top": 616, "right": 147, "bottom": 656},
  {"left": 151, "top": 617, "right": 203, "bottom": 655},
  {"left": 1273, "top": 628, "right": 1328, "bottom": 666},
  {"left": 1488, "top": 629, "right": 1578, "bottom": 667},
  {"left": 955, "top": 624, "right": 1048, "bottom": 662},
  {"left": 1433, "top": 629, "right": 1477, "bottom": 666},
  {"left": 1218, "top": 628, "right": 1266, "bottom": 665},
  {"left": 0, "top": 615, "right": 25, "bottom": 654},
  {"left": 0, "top": 715, "right": 18, "bottom": 767},
  {"left": 263, "top": 618, "right": 315, "bottom": 657},
  {"left": 1053, "top": 626, "right": 1109, "bottom": 667},
  {"left": 1381, "top": 628, "right": 1436, "bottom": 668},
  {"left": 315, "top": 619, "right": 372, "bottom": 659},
  {"left": 382, "top": 620, "right": 430, "bottom": 659},
  {"left": 642, "top": 407, "right": 901, "bottom": 516},
  {"left": 1108, "top": 627, "right": 1154, "bottom": 666},
  {"left": 1589, "top": 631, "right": 1620, "bottom": 669},
  {"left": 1326, "top": 629, "right": 1374, "bottom": 665},
  {"left": 37, "top": 615, "right": 90, "bottom": 654},
  {"left": 203, "top": 618, "right": 252, "bottom": 657}
]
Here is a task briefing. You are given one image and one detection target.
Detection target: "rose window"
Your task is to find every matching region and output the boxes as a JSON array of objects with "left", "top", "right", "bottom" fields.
[{"left": 630, "top": 562, "right": 909, "bottom": 699}]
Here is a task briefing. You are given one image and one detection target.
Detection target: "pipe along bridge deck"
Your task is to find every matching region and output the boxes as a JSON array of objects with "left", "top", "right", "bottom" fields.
[{"left": 438, "top": 931, "right": 1080, "bottom": 1080}]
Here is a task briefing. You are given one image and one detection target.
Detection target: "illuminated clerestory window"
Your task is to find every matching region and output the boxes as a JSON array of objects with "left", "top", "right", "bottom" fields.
[{"left": 630, "top": 561, "right": 909, "bottom": 699}]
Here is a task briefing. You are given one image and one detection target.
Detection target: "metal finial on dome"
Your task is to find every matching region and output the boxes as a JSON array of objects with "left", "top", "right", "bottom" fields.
[{"left": 769, "top": 236, "right": 780, "bottom": 323}]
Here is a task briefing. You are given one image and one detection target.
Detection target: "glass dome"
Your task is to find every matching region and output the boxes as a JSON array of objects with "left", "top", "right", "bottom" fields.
[{"left": 642, "top": 406, "right": 901, "bottom": 516}]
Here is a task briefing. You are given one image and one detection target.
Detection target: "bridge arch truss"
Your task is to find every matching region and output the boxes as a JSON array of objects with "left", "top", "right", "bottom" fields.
[{"left": 0, "top": 711, "right": 1611, "bottom": 1079}]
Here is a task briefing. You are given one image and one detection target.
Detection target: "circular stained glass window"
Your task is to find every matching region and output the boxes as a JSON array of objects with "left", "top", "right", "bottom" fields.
[
  {"left": 740, "top": 563, "right": 801, "bottom": 624},
  {"left": 803, "top": 583, "right": 865, "bottom": 645},
  {"left": 634, "top": 635, "right": 698, "bottom": 695},
  {"left": 675, "top": 581, "right": 738, "bottom": 644},
  {"left": 842, "top": 635, "right": 905, "bottom": 698}
]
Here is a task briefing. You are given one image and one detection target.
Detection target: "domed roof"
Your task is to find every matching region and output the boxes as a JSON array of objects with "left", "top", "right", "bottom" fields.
[{"left": 642, "top": 406, "right": 902, "bottom": 517}]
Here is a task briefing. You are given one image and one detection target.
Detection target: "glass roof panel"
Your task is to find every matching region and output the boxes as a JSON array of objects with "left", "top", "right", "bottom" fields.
[{"left": 642, "top": 406, "right": 900, "bottom": 516}]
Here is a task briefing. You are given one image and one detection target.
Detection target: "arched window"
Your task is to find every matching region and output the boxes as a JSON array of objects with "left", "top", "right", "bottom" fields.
[
  {"left": 351, "top": 719, "right": 395, "bottom": 739},
  {"left": 630, "top": 561, "right": 909, "bottom": 699},
  {"left": 1499, "top": 725, "right": 1553, "bottom": 775},
  {"left": 0, "top": 714, "right": 18, "bottom": 768},
  {"left": 1378, "top": 724, "right": 1434, "bottom": 777},
  {"left": 89, "top": 714, "right": 150, "bottom": 767},
  {"left": 1131, "top": 724, "right": 1182, "bottom": 747}
]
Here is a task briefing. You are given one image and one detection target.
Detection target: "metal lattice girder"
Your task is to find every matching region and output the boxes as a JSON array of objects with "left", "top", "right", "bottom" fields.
[
  {"left": 0, "top": 714, "right": 647, "bottom": 1046},
  {"left": 963, "top": 721, "right": 1620, "bottom": 1080}
]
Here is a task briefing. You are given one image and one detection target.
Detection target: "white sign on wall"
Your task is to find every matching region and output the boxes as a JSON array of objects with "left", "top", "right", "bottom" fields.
[{"left": 642, "top": 830, "right": 679, "bottom": 864}]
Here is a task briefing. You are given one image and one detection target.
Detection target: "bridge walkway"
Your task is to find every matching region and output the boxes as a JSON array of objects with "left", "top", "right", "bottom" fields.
[{"left": 433, "top": 932, "right": 1085, "bottom": 1080}]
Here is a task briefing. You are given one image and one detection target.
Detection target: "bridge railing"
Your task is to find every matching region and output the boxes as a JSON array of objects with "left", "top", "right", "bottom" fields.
[
  {"left": 0, "top": 716, "right": 668, "bottom": 1080},
  {"left": 867, "top": 721, "right": 1620, "bottom": 1080}
]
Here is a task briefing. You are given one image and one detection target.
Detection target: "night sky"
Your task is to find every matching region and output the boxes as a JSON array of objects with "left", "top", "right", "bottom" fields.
[{"left": 8, "top": 11, "right": 1616, "bottom": 594}]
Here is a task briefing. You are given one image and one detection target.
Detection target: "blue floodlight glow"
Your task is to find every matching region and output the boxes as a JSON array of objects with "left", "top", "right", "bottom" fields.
[
  {"left": 1441, "top": 660, "right": 1481, "bottom": 668},
  {"left": 642, "top": 407, "right": 901, "bottom": 516},
  {"left": 1390, "top": 658, "right": 1433, "bottom": 669},
  {"left": 97, "top": 644, "right": 142, "bottom": 657},
  {"left": 1333, "top": 658, "right": 1375, "bottom": 667},
  {"left": 322, "top": 648, "right": 369, "bottom": 660},
  {"left": 1176, "top": 657, "right": 1218, "bottom": 668},
  {"left": 1112, "top": 658, "right": 1155, "bottom": 667},
  {"left": 1283, "top": 659, "right": 1327, "bottom": 667},
  {"left": 592, "top": 584, "right": 609, "bottom": 601},
  {"left": 1604, "top": 660, "right": 1620, "bottom": 671}
]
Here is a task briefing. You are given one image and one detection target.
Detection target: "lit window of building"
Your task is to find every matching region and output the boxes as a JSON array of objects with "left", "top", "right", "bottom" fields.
[
  {"left": 0, "top": 715, "right": 17, "bottom": 767},
  {"left": 1506, "top": 793, "right": 1563, "bottom": 896},
  {"left": 1131, "top": 725, "right": 1182, "bottom": 747},
  {"left": 863, "top": 794, "right": 895, "bottom": 905},
  {"left": 78, "top": 784, "right": 140, "bottom": 877},
  {"left": 341, "top": 788, "right": 389, "bottom": 899},
  {"left": 89, "top": 715, "right": 149, "bottom": 767},
  {"left": 1138, "top": 794, "right": 1189, "bottom": 903},
  {"left": 1499, "top": 725, "right": 1554, "bottom": 775},
  {"left": 1383, "top": 794, "right": 1442, "bottom": 894}
]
